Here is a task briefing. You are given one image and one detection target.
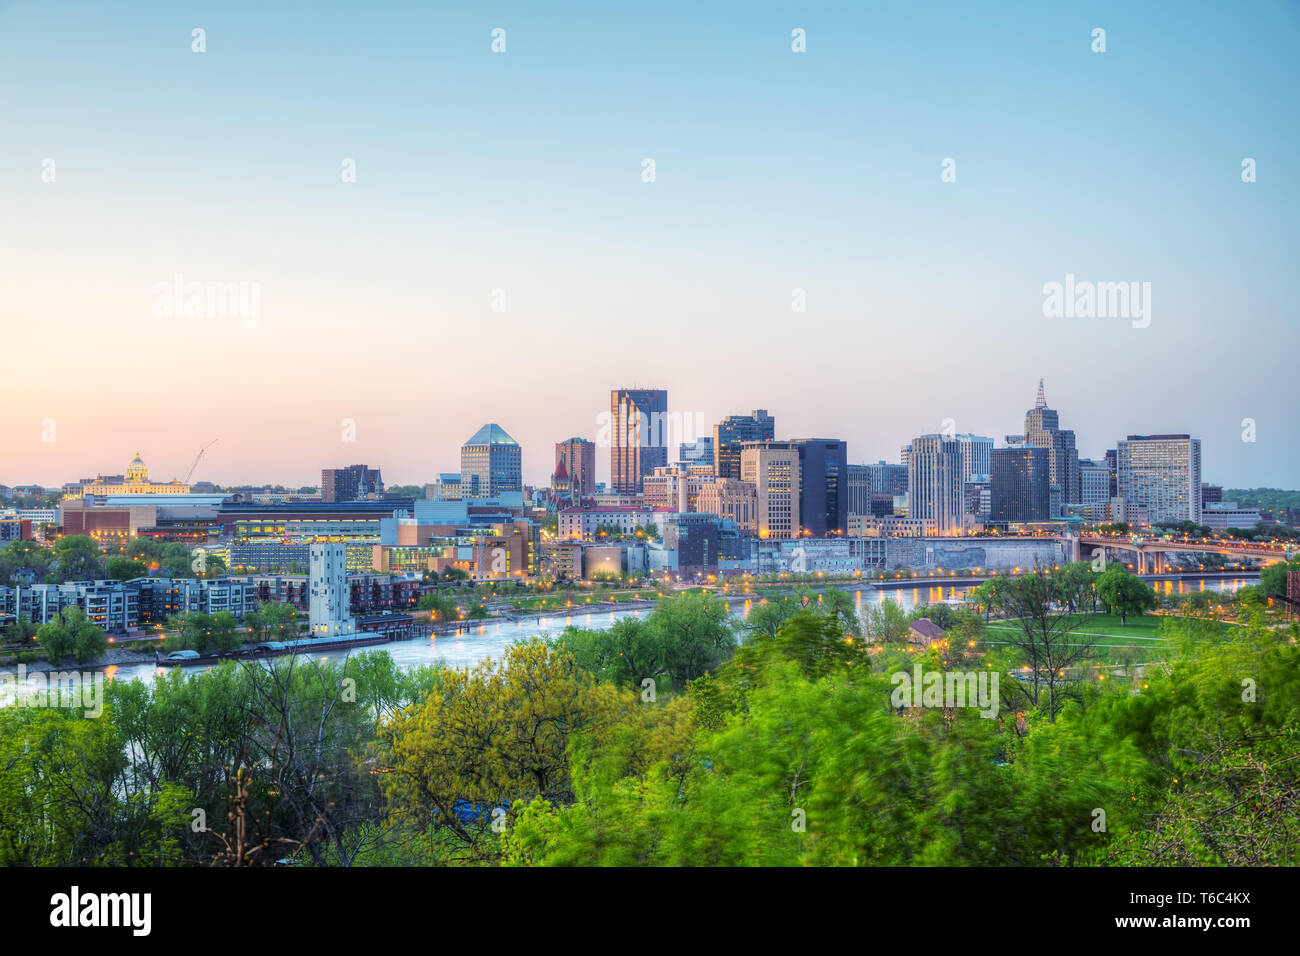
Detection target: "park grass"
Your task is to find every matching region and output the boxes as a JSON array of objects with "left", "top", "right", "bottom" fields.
[{"left": 981, "top": 611, "right": 1236, "bottom": 664}]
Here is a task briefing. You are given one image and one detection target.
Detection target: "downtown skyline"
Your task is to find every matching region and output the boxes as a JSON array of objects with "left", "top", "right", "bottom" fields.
[{"left": 0, "top": 377, "right": 1268, "bottom": 493}]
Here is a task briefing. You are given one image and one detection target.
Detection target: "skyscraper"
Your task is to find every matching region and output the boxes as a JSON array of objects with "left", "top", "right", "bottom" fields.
[
  {"left": 953, "top": 434, "right": 994, "bottom": 482},
  {"left": 610, "top": 388, "right": 668, "bottom": 494},
  {"left": 555, "top": 438, "right": 596, "bottom": 497},
  {"left": 740, "top": 441, "right": 801, "bottom": 539},
  {"left": 713, "top": 409, "right": 775, "bottom": 480},
  {"left": 320, "top": 464, "right": 383, "bottom": 502},
  {"left": 1116, "top": 434, "right": 1202, "bottom": 524},
  {"left": 1023, "top": 379, "right": 1080, "bottom": 507},
  {"left": 1078, "top": 458, "right": 1110, "bottom": 506},
  {"left": 846, "top": 461, "right": 908, "bottom": 515},
  {"left": 460, "top": 424, "right": 522, "bottom": 498},
  {"left": 1104, "top": 448, "right": 1119, "bottom": 498},
  {"left": 678, "top": 437, "right": 715, "bottom": 469},
  {"left": 990, "top": 446, "right": 1051, "bottom": 523},
  {"left": 907, "top": 435, "right": 966, "bottom": 534},
  {"left": 791, "top": 438, "right": 848, "bottom": 536}
]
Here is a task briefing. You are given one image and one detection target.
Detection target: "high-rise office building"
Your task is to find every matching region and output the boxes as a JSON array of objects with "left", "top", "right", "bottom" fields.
[
  {"left": 953, "top": 434, "right": 994, "bottom": 482},
  {"left": 740, "top": 441, "right": 801, "bottom": 539},
  {"left": 1104, "top": 449, "right": 1119, "bottom": 498},
  {"left": 989, "top": 446, "right": 1051, "bottom": 523},
  {"left": 320, "top": 464, "right": 383, "bottom": 502},
  {"left": 907, "top": 435, "right": 966, "bottom": 534},
  {"left": 1078, "top": 459, "right": 1110, "bottom": 506},
  {"left": 713, "top": 409, "right": 775, "bottom": 480},
  {"left": 1116, "top": 434, "right": 1202, "bottom": 524},
  {"left": 1023, "top": 379, "right": 1080, "bottom": 506},
  {"left": 460, "top": 424, "right": 522, "bottom": 498},
  {"left": 847, "top": 461, "right": 909, "bottom": 515},
  {"left": 791, "top": 438, "right": 848, "bottom": 536},
  {"left": 555, "top": 438, "right": 596, "bottom": 497},
  {"left": 678, "top": 437, "right": 715, "bottom": 469},
  {"left": 610, "top": 388, "right": 669, "bottom": 494}
]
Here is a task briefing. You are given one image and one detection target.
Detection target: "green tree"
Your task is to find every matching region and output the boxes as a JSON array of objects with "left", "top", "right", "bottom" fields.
[
  {"left": 51, "top": 535, "right": 105, "bottom": 582},
  {"left": 106, "top": 555, "right": 149, "bottom": 580},
  {"left": 0, "top": 539, "right": 53, "bottom": 584},
  {"left": 4, "top": 613, "right": 39, "bottom": 645},
  {"left": 380, "top": 640, "right": 622, "bottom": 863},
  {"left": 418, "top": 592, "right": 457, "bottom": 622},
  {"left": 36, "top": 607, "right": 106, "bottom": 664},
  {"left": 1259, "top": 560, "right": 1300, "bottom": 599},
  {"left": 985, "top": 568, "right": 1097, "bottom": 721},
  {"left": 1096, "top": 567, "right": 1157, "bottom": 625}
]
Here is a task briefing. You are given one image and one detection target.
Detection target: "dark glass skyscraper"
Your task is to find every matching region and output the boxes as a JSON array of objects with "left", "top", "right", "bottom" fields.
[
  {"left": 610, "top": 388, "right": 668, "bottom": 494},
  {"left": 990, "top": 446, "right": 1050, "bottom": 523},
  {"left": 792, "top": 438, "right": 848, "bottom": 536},
  {"left": 713, "top": 409, "right": 775, "bottom": 480}
]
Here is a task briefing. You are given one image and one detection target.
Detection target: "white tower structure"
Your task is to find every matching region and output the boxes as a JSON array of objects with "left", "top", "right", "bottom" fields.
[{"left": 309, "top": 543, "right": 353, "bottom": 637}]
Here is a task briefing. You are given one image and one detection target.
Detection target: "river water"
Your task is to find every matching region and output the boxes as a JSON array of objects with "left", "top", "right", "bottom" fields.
[{"left": 79, "top": 575, "right": 1254, "bottom": 689}]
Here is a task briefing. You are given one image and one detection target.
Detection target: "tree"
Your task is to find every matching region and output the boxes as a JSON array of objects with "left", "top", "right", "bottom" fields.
[
  {"left": 4, "top": 613, "right": 39, "bottom": 645},
  {"left": 1260, "top": 560, "right": 1300, "bottom": 599},
  {"left": 51, "top": 535, "right": 105, "bottom": 582},
  {"left": 380, "top": 640, "right": 622, "bottom": 862},
  {"left": 106, "top": 556, "right": 148, "bottom": 580},
  {"left": 743, "top": 597, "right": 800, "bottom": 639},
  {"left": 258, "top": 602, "right": 298, "bottom": 641},
  {"left": 418, "top": 592, "right": 457, "bottom": 622},
  {"left": 210, "top": 611, "right": 240, "bottom": 651},
  {"left": 985, "top": 568, "right": 1097, "bottom": 722},
  {"left": 1055, "top": 561, "right": 1099, "bottom": 614},
  {"left": 1096, "top": 567, "right": 1157, "bottom": 625},
  {"left": 36, "top": 618, "right": 74, "bottom": 664},
  {"left": 643, "top": 591, "right": 737, "bottom": 691},
  {"left": 36, "top": 607, "right": 106, "bottom": 664},
  {"left": 864, "top": 597, "right": 910, "bottom": 644},
  {"left": 0, "top": 539, "right": 53, "bottom": 584}
]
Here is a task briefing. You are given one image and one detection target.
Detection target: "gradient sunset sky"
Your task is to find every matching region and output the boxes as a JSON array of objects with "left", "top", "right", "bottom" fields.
[{"left": 2, "top": 1, "right": 1296, "bottom": 489}]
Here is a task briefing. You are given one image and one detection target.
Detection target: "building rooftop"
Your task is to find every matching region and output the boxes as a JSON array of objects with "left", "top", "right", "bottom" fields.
[{"left": 464, "top": 423, "right": 519, "bottom": 446}]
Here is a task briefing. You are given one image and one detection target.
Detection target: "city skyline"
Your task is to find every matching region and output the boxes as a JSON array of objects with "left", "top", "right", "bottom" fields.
[
  {"left": 0, "top": 377, "right": 1280, "bottom": 491},
  {"left": 2, "top": 2, "right": 1296, "bottom": 488}
]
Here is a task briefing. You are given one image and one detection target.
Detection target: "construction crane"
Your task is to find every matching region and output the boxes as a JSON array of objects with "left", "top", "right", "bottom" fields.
[{"left": 183, "top": 439, "right": 219, "bottom": 484}]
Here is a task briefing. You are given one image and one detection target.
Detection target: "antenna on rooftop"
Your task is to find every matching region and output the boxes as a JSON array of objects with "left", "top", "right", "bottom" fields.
[{"left": 1034, "top": 378, "right": 1047, "bottom": 410}]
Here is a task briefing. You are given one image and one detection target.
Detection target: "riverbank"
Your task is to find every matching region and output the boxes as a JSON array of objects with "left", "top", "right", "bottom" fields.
[{"left": 2, "top": 572, "right": 1257, "bottom": 681}]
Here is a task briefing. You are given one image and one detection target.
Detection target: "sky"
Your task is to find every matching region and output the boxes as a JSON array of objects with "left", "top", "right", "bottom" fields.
[{"left": 1, "top": 0, "right": 1297, "bottom": 490}]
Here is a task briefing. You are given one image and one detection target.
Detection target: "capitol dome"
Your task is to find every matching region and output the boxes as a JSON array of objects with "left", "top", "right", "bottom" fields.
[{"left": 126, "top": 452, "right": 149, "bottom": 482}]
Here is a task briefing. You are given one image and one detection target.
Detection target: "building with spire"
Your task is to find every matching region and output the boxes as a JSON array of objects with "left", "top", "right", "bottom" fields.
[
  {"left": 1022, "top": 379, "right": 1080, "bottom": 510},
  {"left": 554, "top": 438, "right": 596, "bottom": 497},
  {"left": 550, "top": 457, "right": 577, "bottom": 507}
]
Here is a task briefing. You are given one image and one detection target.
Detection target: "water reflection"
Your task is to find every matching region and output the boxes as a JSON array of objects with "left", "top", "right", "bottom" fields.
[{"left": 61, "top": 576, "right": 1253, "bottom": 686}]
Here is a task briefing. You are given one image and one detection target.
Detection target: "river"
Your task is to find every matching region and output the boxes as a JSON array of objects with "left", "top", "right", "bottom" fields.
[{"left": 78, "top": 575, "right": 1255, "bottom": 688}]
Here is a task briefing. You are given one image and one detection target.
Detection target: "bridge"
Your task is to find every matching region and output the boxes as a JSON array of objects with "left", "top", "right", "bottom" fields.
[{"left": 1065, "top": 532, "right": 1294, "bottom": 575}]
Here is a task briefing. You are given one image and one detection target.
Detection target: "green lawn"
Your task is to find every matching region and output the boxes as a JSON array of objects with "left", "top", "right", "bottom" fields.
[{"left": 982, "top": 612, "right": 1236, "bottom": 664}]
